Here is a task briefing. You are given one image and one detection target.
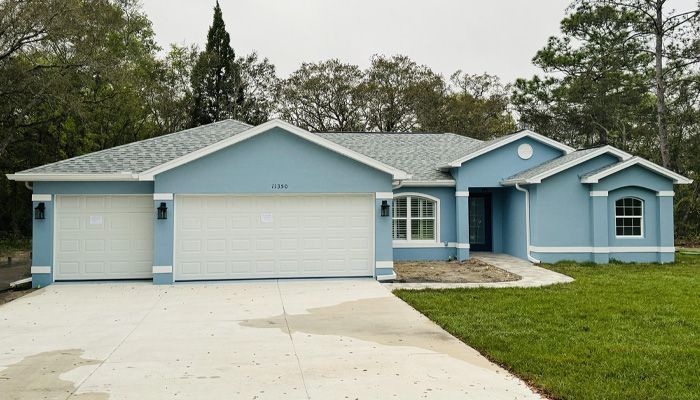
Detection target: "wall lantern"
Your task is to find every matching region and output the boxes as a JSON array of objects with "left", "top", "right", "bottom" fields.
[
  {"left": 157, "top": 202, "right": 168, "bottom": 220},
  {"left": 380, "top": 200, "right": 391, "bottom": 217},
  {"left": 34, "top": 202, "right": 46, "bottom": 220}
]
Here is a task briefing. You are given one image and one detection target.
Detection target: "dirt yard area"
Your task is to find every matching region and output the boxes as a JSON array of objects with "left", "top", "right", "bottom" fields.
[
  {"left": 394, "top": 258, "right": 521, "bottom": 283},
  {"left": 0, "top": 249, "right": 31, "bottom": 292},
  {"left": 0, "top": 288, "right": 35, "bottom": 305}
]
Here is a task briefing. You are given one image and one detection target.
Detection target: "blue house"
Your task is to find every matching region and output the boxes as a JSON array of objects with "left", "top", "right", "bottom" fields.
[{"left": 7, "top": 119, "right": 692, "bottom": 287}]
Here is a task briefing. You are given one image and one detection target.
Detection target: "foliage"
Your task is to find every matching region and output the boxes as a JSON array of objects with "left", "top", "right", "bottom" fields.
[
  {"left": 395, "top": 254, "right": 700, "bottom": 400},
  {"left": 190, "top": 1, "right": 244, "bottom": 126},
  {"left": 279, "top": 59, "right": 366, "bottom": 131}
]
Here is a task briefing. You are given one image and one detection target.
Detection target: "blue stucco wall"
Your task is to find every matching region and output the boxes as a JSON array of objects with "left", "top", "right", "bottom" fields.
[
  {"left": 31, "top": 199, "right": 54, "bottom": 288},
  {"left": 501, "top": 187, "right": 527, "bottom": 259},
  {"left": 530, "top": 154, "right": 619, "bottom": 247},
  {"left": 154, "top": 127, "right": 393, "bottom": 194},
  {"left": 529, "top": 156, "right": 676, "bottom": 264},
  {"left": 33, "top": 181, "right": 153, "bottom": 194},
  {"left": 453, "top": 137, "right": 565, "bottom": 188}
]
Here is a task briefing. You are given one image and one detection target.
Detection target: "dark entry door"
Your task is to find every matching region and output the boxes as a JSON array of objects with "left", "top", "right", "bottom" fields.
[{"left": 469, "top": 193, "right": 492, "bottom": 251}]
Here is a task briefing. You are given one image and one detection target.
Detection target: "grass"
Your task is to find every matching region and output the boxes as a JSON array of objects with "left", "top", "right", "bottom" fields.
[
  {"left": 0, "top": 237, "right": 31, "bottom": 257},
  {"left": 394, "top": 254, "right": 700, "bottom": 400}
]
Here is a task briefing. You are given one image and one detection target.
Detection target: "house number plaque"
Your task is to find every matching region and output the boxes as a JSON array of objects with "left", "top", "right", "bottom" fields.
[{"left": 271, "top": 183, "right": 288, "bottom": 189}]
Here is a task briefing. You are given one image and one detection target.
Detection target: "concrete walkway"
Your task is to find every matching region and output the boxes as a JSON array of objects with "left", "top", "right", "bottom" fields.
[{"left": 384, "top": 252, "right": 574, "bottom": 290}]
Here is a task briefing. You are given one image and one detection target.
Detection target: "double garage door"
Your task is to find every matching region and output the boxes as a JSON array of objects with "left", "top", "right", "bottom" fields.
[
  {"left": 174, "top": 194, "right": 374, "bottom": 280},
  {"left": 54, "top": 194, "right": 374, "bottom": 281}
]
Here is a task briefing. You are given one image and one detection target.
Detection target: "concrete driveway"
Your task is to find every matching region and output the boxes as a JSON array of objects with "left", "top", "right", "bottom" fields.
[{"left": 0, "top": 279, "right": 541, "bottom": 399}]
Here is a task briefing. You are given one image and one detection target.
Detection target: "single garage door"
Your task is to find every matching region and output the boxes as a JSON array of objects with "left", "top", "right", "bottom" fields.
[
  {"left": 174, "top": 194, "right": 374, "bottom": 281},
  {"left": 54, "top": 195, "right": 154, "bottom": 280}
]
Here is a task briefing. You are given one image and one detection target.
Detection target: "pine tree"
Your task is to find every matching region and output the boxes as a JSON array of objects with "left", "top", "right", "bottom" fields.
[{"left": 190, "top": 1, "right": 244, "bottom": 126}]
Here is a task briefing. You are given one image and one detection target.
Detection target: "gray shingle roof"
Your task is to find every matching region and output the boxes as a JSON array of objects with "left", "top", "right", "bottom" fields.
[
  {"left": 503, "top": 148, "right": 603, "bottom": 183},
  {"left": 313, "top": 132, "right": 483, "bottom": 181},
  {"left": 579, "top": 160, "right": 626, "bottom": 180},
  {"left": 18, "top": 119, "right": 253, "bottom": 174}
]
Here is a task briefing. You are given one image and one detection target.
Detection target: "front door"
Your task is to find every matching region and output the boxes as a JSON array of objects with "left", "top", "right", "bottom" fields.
[{"left": 469, "top": 193, "right": 492, "bottom": 252}]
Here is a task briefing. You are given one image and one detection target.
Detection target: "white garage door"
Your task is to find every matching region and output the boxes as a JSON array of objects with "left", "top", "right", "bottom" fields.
[
  {"left": 54, "top": 195, "right": 154, "bottom": 280},
  {"left": 174, "top": 195, "right": 374, "bottom": 281}
]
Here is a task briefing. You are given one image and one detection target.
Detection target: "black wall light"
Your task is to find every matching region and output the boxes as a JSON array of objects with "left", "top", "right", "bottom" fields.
[
  {"left": 34, "top": 202, "right": 46, "bottom": 220},
  {"left": 380, "top": 200, "right": 391, "bottom": 217},
  {"left": 157, "top": 202, "right": 168, "bottom": 220}
]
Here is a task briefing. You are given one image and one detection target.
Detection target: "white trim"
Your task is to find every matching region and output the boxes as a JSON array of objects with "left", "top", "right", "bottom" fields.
[
  {"left": 580, "top": 156, "right": 692, "bottom": 184},
  {"left": 153, "top": 265, "right": 173, "bottom": 274},
  {"left": 395, "top": 180, "right": 456, "bottom": 187},
  {"left": 376, "top": 272, "right": 397, "bottom": 281},
  {"left": 657, "top": 191, "right": 675, "bottom": 197},
  {"left": 530, "top": 246, "right": 675, "bottom": 253},
  {"left": 31, "top": 266, "right": 51, "bottom": 274},
  {"left": 614, "top": 197, "right": 644, "bottom": 239},
  {"left": 375, "top": 261, "right": 394, "bottom": 269},
  {"left": 503, "top": 146, "right": 632, "bottom": 185},
  {"left": 153, "top": 193, "right": 174, "bottom": 201},
  {"left": 441, "top": 130, "right": 575, "bottom": 168},
  {"left": 455, "top": 191, "right": 470, "bottom": 197},
  {"left": 139, "top": 119, "right": 410, "bottom": 181},
  {"left": 375, "top": 192, "right": 394, "bottom": 200},
  {"left": 6, "top": 172, "right": 138, "bottom": 182},
  {"left": 391, "top": 192, "right": 440, "bottom": 244},
  {"left": 31, "top": 194, "right": 52, "bottom": 202},
  {"left": 392, "top": 241, "right": 469, "bottom": 249},
  {"left": 515, "top": 184, "right": 540, "bottom": 263},
  {"left": 589, "top": 191, "right": 608, "bottom": 197}
]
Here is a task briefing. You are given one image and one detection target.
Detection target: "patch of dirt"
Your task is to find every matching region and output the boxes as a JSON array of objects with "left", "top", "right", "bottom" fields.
[
  {"left": 394, "top": 259, "right": 520, "bottom": 283},
  {"left": 0, "top": 288, "right": 36, "bottom": 306},
  {"left": 0, "top": 250, "right": 31, "bottom": 292}
]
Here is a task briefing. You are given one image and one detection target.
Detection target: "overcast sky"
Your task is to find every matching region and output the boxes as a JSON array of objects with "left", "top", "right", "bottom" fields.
[{"left": 141, "top": 0, "right": 698, "bottom": 83}]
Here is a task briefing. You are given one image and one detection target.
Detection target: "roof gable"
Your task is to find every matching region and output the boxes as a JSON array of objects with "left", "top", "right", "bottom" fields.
[
  {"left": 140, "top": 119, "right": 410, "bottom": 180},
  {"left": 580, "top": 157, "right": 692, "bottom": 184},
  {"left": 502, "top": 145, "right": 631, "bottom": 185},
  {"left": 440, "top": 130, "right": 575, "bottom": 168}
]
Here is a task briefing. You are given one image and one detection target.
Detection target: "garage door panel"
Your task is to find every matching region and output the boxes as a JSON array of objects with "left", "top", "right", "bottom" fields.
[{"left": 55, "top": 195, "right": 154, "bottom": 280}]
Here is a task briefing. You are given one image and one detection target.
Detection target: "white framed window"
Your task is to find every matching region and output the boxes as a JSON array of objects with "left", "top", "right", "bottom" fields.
[
  {"left": 392, "top": 194, "right": 438, "bottom": 243},
  {"left": 615, "top": 197, "right": 643, "bottom": 238}
]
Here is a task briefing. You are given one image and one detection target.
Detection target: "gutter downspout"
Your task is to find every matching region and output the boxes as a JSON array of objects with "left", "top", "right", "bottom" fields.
[
  {"left": 515, "top": 183, "right": 541, "bottom": 264},
  {"left": 24, "top": 182, "right": 32, "bottom": 190}
]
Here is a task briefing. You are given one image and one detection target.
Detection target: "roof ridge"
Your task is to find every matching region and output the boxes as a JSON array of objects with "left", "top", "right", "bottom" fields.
[{"left": 22, "top": 119, "right": 252, "bottom": 173}]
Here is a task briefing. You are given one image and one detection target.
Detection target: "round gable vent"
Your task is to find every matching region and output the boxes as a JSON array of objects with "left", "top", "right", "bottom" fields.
[{"left": 518, "top": 143, "right": 533, "bottom": 160}]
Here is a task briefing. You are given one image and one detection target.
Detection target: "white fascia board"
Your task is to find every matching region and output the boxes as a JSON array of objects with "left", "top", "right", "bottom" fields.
[
  {"left": 501, "top": 146, "right": 631, "bottom": 186},
  {"left": 580, "top": 156, "right": 693, "bottom": 184},
  {"left": 442, "top": 130, "right": 575, "bottom": 168},
  {"left": 399, "top": 180, "right": 456, "bottom": 187},
  {"left": 138, "top": 119, "right": 410, "bottom": 181},
  {"left": 6, "top": 172, "right": 139, "bottom": 182}
]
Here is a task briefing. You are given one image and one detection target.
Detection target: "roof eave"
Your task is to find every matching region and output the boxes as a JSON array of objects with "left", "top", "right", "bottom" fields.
[
  {"left": 6, "top": 173, "right": 139, "bottom": 182},
  {"left": 580, "top": 157, "right": 693, "bottom": 185}
]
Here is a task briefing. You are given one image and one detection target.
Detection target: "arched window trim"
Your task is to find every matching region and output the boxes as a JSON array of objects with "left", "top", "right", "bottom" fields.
[
  {"left": 392, "top": 193, "right": 440, "bottom": 245},
  {"left": 615, "top": 197, "right": 644, "bottom": 238}
]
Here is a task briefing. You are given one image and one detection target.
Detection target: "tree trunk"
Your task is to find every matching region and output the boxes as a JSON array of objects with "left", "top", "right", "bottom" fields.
[{"left": 654, "top": 4, "right": 672, "bottom": 168}]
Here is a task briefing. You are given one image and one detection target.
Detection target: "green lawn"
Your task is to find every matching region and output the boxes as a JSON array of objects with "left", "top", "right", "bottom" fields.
[{"left": 394, "top": 255, "right": 700, "bottom": 400}]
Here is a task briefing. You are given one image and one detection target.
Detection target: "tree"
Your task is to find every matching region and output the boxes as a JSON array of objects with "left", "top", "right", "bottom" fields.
[
  {"left": 362, "top": 54, "right": 446, "bottom": 132},
  {"left": 279, "top": 59, "right": 366, "bottom": 131},
  {"left": 513, "top": 3, "right": 655, "bottom": 149},
  {"left": 238, "top": 52, "right": 280, "bottom": 125},
  {"left": 582, "top": 0, "right": 700, "bottom": 168},
  {"left": 190, "top": 1, "right": 243, "bottom": 126},
  {"left": 435, "top": 72, "right": 516, "bottom": 139}
]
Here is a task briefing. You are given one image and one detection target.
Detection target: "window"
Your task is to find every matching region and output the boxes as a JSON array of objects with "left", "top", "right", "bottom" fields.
[
  {"left": 392, "top": 195, "right": 437, "bottom": 241},
  {"left": 615, "top": 197, "right": 643, "bottom": 237}
]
